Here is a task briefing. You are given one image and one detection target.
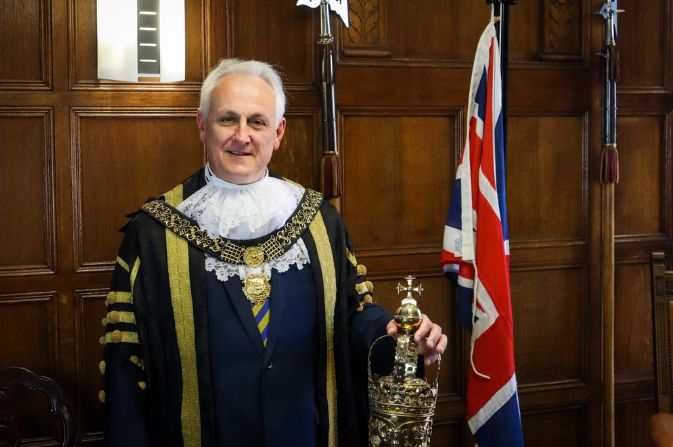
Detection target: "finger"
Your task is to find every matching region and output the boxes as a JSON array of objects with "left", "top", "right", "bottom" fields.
[
  {"left": 424, "top": 352, "right": 439, "bottom": 366},
  {"left": 414, "top": 314, "right": 433, "bottom": 343},
  {"left": 436, "top": 334, "right": 448, "bottom": 355},
  {"left": 386, "top": 319, "right": 397, "bottom": 336},
  {"left": 424, "top": 324, "right": 442, "bottom": 350}
]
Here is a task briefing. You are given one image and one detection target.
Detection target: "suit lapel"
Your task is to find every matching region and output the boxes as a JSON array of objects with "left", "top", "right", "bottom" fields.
[{"left": 222, "top": 279, "right": 265, "bottom": 359}]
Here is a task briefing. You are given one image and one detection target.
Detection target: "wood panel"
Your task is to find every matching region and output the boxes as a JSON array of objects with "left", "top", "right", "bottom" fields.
[
  {"left": 341, "top": 111, "right": 457, "bottom": 251},
  {"left": 268, "top": 110, "right": 321, "bottom": 190},
  {"left": 508, "top": 114, "right": 587, "bottom": 243},
  {"left": 74, "top": 289, "right": 107, "bottom": 443},
  {"left": 70, "top": 0, "right": 207, "bottom": 89},
  {"left": 0, "top": 292, "right": 57, "bottom": 372},
  {"left": 430, "top": 420, "right": 463, "bottom": 446},
  {"left": 0, "top": 109, "right": 55, "bottom": 276},
  {"left": 230, "top": 0, "right": 316, "bottom": 86},
  {"left": 508, "top": 1, "right": 545, "bottom": 63},
  {"left": 72, "top": 109, "right": 204, "bottom": 271},
  {"left": 615, "top": 114, "right": 665, "bottom": 237},
  {"left": 618, "top": 0, "right": 667, "bottom": 89},
  {"left": 511, "top": 267, "right": 586, "bottom": 387},
  {"left": 542, "top": 0, "right": 583, "bottom": 61},
  {"left": 615, "top": 399, "right": 657, "bottom": 447},
  {"left": 615, "top": 262, "right": 654, "bottom": 375},
  {"left": 0, "top": 0, "right": 51, "bottom": 89},
  {"left": 522, "top": 406, "right": 586, "bottom": 446}
]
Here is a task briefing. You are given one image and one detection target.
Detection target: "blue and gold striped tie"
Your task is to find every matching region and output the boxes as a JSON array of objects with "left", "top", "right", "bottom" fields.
[{"left": 252, "top": 300, "right": 270, "bottom": 346}]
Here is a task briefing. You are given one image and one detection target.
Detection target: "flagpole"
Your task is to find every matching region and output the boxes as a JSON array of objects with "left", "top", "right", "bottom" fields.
[
  {"left": 598, "top": 2, "right": 622, "bottom": 446},
  {"left": 487, "top": 0, "right": 516, "bottom": 162}
]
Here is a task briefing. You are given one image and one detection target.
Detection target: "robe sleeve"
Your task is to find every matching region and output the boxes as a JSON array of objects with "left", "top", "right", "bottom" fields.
[
  {"left": 342, "top": 226, "right": 395, "bottom": 372},
  {"left": 101, "top": 223, "right": 150, "bottom": 447}
]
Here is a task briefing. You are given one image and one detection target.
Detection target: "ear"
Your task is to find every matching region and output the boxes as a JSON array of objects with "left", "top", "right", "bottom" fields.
[
  {"left": 273, "top": 117, "right": 286, "bottom": 151},
  {"left": 196, "top": 111, "right": 207, "bottom": 143}
]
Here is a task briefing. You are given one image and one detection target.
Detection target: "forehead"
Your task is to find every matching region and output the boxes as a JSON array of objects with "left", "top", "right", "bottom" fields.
[{"left": 208, "top": 74, "right": 276, "bottom": 117}]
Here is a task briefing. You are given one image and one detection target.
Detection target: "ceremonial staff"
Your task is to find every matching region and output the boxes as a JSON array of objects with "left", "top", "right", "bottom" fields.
[
  {"left": 598, "top": 2, "right": 622, "bottom": 446},
  {"left": 297, "top": 0, "right": 348, "bottom": 209}
]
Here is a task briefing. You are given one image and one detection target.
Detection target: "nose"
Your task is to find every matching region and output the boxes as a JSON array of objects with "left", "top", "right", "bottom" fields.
[{"left": 233, "top": 120, "right": 251, "bottom": 144}]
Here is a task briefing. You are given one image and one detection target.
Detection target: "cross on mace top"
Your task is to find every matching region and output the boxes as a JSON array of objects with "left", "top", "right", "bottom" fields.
[{"left": 396, "top": 275, "right": 424, "bottom": 301}]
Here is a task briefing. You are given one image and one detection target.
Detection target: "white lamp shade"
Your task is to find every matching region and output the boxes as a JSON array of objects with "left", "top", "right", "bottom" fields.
[
  {"left": 159, "top": 0, "right": 186, "bottom": 82},
  {"left": 97, "top": 0, "right": 138, "bottom": 82}
]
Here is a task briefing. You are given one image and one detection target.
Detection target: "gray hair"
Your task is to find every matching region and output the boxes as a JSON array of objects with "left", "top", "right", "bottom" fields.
[{"left": 199, "top": 58, "right": 286, "bottom": 126}]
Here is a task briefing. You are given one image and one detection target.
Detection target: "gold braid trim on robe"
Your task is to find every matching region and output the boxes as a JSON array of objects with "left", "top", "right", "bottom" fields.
[
  {"left": 164, "top": 184, "right": 202, "bottom": 447},
  {"left": 309, "top": 212, "right": 338, "bottom": 447}
]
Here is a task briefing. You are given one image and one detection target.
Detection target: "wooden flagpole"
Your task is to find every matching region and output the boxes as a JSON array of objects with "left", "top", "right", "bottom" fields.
[{"left": 598, "top": 2, "right": 622, "bottom": 446}]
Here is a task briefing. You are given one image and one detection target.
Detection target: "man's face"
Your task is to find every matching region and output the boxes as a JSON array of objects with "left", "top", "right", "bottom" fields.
[{"left": 197, "top": 73, "right": 286, "bottom": 184}]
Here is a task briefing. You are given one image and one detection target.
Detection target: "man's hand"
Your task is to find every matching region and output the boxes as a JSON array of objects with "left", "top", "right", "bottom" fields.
[{"left": 385, "top": 315, "right": 448, "bottom": 365}]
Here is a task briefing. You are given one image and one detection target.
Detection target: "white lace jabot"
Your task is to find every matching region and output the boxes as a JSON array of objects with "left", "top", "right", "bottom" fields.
[{"left": 176, "top": 165, "right": 311, "bottom": 282}]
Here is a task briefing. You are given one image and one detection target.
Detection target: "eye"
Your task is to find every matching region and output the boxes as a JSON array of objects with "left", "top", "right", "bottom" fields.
[
  {"left": 249, "top": 118, "right": 267, "bottom": 129},
  {"left": 218, "top": 115, "right": 235, "bottom": 125}
]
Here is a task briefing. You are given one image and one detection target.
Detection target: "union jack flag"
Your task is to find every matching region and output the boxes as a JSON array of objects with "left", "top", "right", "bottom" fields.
[{"left": 440, "top": 21, "right": 524, "bottom": 446}]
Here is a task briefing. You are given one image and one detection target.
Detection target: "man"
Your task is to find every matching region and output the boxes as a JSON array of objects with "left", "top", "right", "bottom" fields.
[{"left": 101, "top": 58, "right": 447, "bottom": 447}]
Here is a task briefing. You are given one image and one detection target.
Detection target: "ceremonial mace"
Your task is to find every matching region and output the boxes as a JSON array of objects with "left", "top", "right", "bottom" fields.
[
  {"left": 597, "top": 2, "right": 623, "bottom": 446},
  {"left": 297, "top": 0, "right": 345, "bottom": 209}
]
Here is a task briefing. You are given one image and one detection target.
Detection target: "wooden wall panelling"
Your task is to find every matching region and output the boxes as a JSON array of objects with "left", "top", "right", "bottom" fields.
[
  {"left": 74, "top": 288, "right": 107, "bottom": 444},
  {"left": 69, "top": 0, "right": 208, "bottom": 90},
  {"left": 0, "top": 292, "right": 58, "bottom": 371},
  {"left": 615, "top": 398, "right": 657, "bottom": 447},
  {"left": 0, "top": 0, "right": 51, "bottom": 89},
  {"left": 542, "top": 0, "right": 583, "bottom": 61},
  {"left": 510, "top": 266, "right": 587, "bottom": 389},
  {"left": 614, "top": 262, "right": 654, "bottom": 377},
  {"left": 343, "top": 0, "right": 390, "bottom": 57},
  {"left": 340, "top": 109, "right": 458, "bottom": 253},
  {"left": 521, "top": 406, "right": 586, "bottom": 446},
  {"left": 342, "top": 0, "right": 491, "bottom": 64},
  {"left": 268, "top": 109, "right": 321, "bottom": 190},
  {"left": 508, "top": 1, "right": 544, "bottom": 63},
  {"left": 71, "top": 108, "right": 204, "bottom": 272},
  {"left": 229, "top": 0, "right": 316, "bottom": 87},
  {"left": 617, "top": 0, "right": 667, "bottom": 90},
  {"left": 507, "top": 113, "right": 588, "bottom": 243},
  {"left": 0, "top": 108, "right": 55, "bottom": 276},
  {"left": 429, "top": 420, "right": 463, "bottom": 447},
  {"left": 614, "top": 114, "right": 666, "bottom": 237}
]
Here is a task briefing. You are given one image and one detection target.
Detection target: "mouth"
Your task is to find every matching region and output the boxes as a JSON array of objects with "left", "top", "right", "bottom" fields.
[{"left": 226, "top": 150, "right": 251, "bottom": 156}]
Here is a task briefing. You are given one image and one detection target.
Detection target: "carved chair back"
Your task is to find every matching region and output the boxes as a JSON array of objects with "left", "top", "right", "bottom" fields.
[
  {"left": 652, "top": 252, "right": 673, "bottom": 412},
  {"left": 0, "top": 367, "right": 75, "bottom": 447}
]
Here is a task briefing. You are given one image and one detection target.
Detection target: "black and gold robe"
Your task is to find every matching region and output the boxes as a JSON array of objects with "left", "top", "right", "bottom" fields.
[{"left": 101, "top": 169, "right": 392, "bottom": 447}]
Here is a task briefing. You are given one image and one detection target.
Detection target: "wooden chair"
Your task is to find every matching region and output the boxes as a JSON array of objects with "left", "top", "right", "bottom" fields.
[
  {"left": 0, "top": 367, "right": 75, "bottom": 447},
  {"left": 650, "top": 252, "right": 673, "bottom": 446}
]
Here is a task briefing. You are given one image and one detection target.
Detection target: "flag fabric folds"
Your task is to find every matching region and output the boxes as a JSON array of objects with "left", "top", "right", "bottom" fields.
[{"left": 440, "top": 21, "right": 524, "bottom": 446}]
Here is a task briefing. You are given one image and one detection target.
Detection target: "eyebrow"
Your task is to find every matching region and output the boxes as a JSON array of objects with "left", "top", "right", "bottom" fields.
[{"left": 212, "top": 110, "right": 270, "bottom": 122}]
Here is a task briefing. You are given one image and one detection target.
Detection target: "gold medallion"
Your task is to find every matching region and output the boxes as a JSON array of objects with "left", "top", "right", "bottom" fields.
[
  {"left": 242, "top": 273, "right": 271, "bottom": 306},
  {"left": 243, "top": 246, "right": 265, "bottom": 268}
]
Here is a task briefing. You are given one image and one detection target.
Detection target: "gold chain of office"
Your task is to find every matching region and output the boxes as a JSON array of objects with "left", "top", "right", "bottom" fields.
[{"left": 141, "top": 188, "right": 323, "bottom": 266}]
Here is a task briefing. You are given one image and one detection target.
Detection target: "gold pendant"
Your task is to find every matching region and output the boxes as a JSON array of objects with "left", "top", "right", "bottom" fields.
[
  {"left": 241, "top": 246, "right": 270, "bottom": 305},
  {"left": 242, "top": 273, "right": 271, "bottom": 306}
]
